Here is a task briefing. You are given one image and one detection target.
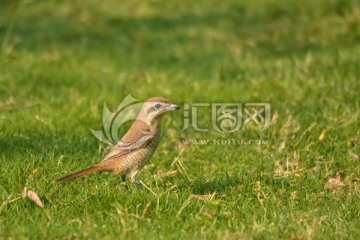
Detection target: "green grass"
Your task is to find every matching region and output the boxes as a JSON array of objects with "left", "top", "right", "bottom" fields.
[{"left": 0, "top": 0, "right": 359, "bottom": 239}]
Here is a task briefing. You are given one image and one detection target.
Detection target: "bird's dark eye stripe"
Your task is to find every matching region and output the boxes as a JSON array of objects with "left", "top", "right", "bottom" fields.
[
  {"left": 146, "top": 104, "right": 162, "bottom": 115},
  {"left": 147, "top": 107, "right": 154, "bottom": 115}
]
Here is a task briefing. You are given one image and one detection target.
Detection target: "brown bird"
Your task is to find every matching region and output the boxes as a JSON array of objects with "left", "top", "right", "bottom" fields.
[{"left": 55, "top": 97, "right": 180, "bottom": 189}]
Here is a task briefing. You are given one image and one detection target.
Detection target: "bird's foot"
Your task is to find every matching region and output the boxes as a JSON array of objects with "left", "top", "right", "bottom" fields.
[
  {"left": 122, "top": 183, "right": 129, "bottom": 190},
  {"left": 132, "top": 181, "right": 143, "bottom": 190},
  {"left": 120, "top": 175, "right": 129, "bottom": 190}
]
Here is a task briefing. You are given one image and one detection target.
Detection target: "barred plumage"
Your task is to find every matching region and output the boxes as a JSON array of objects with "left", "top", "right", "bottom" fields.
[{"left": 55, "top": 97, "right": 180, "bottom": 189}]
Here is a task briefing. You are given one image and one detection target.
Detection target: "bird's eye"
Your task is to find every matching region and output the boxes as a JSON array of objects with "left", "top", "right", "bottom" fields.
[{"left": 155, "top": 104, "right": 161, "bottom": 109}]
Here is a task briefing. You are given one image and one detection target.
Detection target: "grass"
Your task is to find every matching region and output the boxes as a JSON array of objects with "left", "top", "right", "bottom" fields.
[{"left": 0, "top": 0, "right": 359, "bottom": 239}]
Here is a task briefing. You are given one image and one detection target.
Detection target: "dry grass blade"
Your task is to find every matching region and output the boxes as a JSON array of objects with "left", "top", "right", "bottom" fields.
[
  {"left": 171, "top": 151, "right": 191, "bottom": 184},
  {"left": 278, "top": 141, "right": 286, "bottom": 152},
  {"left": 22, "top": 187, "right": 27, "bottom": 198},
  {"left": 191, "top": 194, "right": 207, "bottom": 200},
  {"left": 287, "top": 151, "right": 299, "bottom": 169},
  {"left": 0, "top": 194, "right": 13, "bottom": 211},
  {"left": 158, "top": 170, "right": 178, "bottom": 178},
  {"left": 157, "top": 170, "right": 178, "bottom": 182},
  {"left": 191, "top": 192, "right": 216, "bottom": 201},
  {"left": 171, "top": 149, "right": 184, "bottom": 167},
  {"left": 271, "top": 111, "right": 279, "bottom": 124},
  {"left": 142, "top": 203, "right": 151, "bottom": 218},
  {"left": 175, "top": 160, "right": 191, "bottom": 185},
  {"left": 138, "top": 181, "right": 157, "bottom": 197},
  {"left": 256, "top": 181, "right": 264, "bottom": 206},
  {"left": 176, "top": 196, "right": 192, "bottom": 218}
]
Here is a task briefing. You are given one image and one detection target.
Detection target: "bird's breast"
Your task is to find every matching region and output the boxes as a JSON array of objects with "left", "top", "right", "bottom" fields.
[{"left": 113, "top": 121, "right": 162, "bottom": 174}]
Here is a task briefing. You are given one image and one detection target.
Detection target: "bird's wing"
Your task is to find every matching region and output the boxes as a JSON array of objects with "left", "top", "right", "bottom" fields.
[{"left": 101, "top": 130, "right": 153, "bottom": 163}]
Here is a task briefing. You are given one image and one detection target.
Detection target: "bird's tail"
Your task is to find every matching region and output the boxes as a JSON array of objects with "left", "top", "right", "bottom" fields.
[{"left": 55, "top": 166, "right": 99, "bottom": 183}]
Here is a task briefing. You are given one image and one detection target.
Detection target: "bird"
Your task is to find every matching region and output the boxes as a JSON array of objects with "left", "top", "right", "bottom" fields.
[{"left": 55, "top": 97, "right": 180, "bottom": 189}]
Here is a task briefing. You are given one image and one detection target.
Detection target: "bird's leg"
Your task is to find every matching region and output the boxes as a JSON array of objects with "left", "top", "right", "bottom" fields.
[
  {"left": 120, "top": 175, "right": 128, "bottom": 190},
  {"left": 121, "top": 175, "right": 126, "bottom": 182},
  {"left": 130, "top": 170, "right": 143, "bottom": 190}
]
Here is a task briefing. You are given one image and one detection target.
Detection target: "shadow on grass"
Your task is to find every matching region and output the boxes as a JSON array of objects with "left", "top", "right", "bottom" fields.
[
  {"left": 0, "top": 129, "right": 97, "bottom": 160},
  {"left": 187, "top": 175, "right": 242, "bottom": 194}
]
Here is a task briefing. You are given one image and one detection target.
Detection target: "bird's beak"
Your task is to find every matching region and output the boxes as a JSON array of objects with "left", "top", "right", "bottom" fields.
[{"left": 165, "top": 103, "right": 180, "bottom": 111}]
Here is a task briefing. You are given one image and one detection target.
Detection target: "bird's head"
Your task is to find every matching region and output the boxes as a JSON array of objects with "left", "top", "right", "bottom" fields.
[{"left": 138, "top": 97, "right": 180, "bottom": 125}]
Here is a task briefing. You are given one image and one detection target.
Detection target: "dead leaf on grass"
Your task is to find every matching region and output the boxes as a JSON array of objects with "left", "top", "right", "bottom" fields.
[
  {"left": 177, "top": 143, "right": 190, "bottom": 151},
  {"left": 27, "top": 190, "right": 44, "bottom": 208},
  {"left": 325, "top": 172, "right": 345, "bottom": 190},
  {"left": 319, "top": 128, "right": 327, "bottom": 142},
  {"left": 271, "top": 111, "right": 279, "bottom": 124},
  {"left": 348, "top": 139, "right": 357, "bottom": 148},
  {"left": 348, "top": 150, "right": 359, "bottom": 160},
  {"left": 286, "top": 151, "right": 299, "bottom": 169},
  {"left": 278, "top": 141, "right": 286, "bottom": 152},
  {"left": 275, "top": 159, "right": 302, "bottom": 177}
]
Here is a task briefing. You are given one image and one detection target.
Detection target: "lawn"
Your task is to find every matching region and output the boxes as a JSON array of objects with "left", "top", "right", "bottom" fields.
[{"left": 0, "top": 0, "right": 359, "bottom": 239}]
